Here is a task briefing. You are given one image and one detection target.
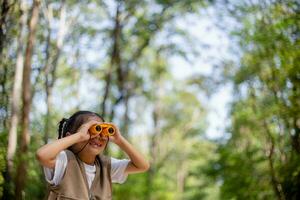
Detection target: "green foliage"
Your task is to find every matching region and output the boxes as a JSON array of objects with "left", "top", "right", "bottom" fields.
[
  {"left": 0, "top": 132, "right": 7, "bottom": 199},
  {"left": 4, "top": 0, "right": 300, "bottom": 199},
  {"left": 208, "top": 0, "right": 300, "bottom": 199}
]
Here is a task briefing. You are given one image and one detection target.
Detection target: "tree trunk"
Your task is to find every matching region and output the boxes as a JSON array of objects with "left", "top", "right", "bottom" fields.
[
  {"left": 146, "top": 79, "right": 163, "bottom": 200},
  {"left": 43, "top": 3, "right": 52, "bottom": 144},
  {"left": 44, "top": 0, "right": 66, "bottom": 144},
  {"left": 5, "top": 1, "right": 27, "bottom": 197},
  {"left": 15, "top": 0, "right": 40, "bottom": 199},
  {"left": 101, "top": 1, "right": 121, "bottom": 118}
]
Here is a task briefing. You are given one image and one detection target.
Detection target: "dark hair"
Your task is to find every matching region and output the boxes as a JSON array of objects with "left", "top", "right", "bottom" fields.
[{"left": 58, "top": 111, "right": 105, "bottom": 139}]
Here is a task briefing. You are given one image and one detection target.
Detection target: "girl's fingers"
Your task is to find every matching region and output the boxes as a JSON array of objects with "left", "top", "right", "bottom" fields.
[
  {"left": 82, "top": 120, "right": 101, "bottom": 131},
  {"left": 78, "top": 120, "right": 100, "bottom": 134}
]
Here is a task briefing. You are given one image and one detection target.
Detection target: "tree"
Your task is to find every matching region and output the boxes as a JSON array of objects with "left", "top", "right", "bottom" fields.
[
  {"left": 6, "top": 0, "right": 27, "bottom": 183},
  {"left": 15, "top": 0, "right": 40, "bottom": 199},
  {"left": 209, "top": 0, "right": 300, "bottom": 199}
]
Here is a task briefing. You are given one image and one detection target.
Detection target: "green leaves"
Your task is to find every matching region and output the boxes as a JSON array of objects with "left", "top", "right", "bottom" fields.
[{"left": 210, "top": 0, "right": 300, "bottom": 199}]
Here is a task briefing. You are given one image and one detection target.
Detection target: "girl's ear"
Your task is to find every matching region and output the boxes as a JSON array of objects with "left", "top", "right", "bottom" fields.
[{"left": 66, "top": 132, "right": 71, "bottom": 136}]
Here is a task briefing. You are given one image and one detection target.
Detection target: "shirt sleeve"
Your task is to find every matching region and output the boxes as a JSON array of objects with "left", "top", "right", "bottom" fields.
[
  {"left": 43, "top": 150, "right": 68, "bottom": 186},
  {"left": 110, "top": 157, "right": 130, "bottom": 184}
]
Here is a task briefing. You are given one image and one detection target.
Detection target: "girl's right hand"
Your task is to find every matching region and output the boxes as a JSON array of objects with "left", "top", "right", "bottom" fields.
[{"left": 75, "top": 120, "right": 101, "bottom": 142}]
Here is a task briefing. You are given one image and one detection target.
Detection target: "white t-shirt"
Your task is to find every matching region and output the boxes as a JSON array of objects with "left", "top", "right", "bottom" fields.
[{"left": 43, "top": 150, "right": 130, "bottom": 189}]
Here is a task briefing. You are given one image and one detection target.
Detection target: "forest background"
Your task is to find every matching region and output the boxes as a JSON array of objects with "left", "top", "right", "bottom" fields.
[{"left": 0, "top": 0, "right": 299, "bottom": 199}]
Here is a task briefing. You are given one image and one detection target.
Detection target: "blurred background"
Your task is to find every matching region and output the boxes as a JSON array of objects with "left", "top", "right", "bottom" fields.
[{"left": 0, "top": 0, "right": 299, "bottom": 199}]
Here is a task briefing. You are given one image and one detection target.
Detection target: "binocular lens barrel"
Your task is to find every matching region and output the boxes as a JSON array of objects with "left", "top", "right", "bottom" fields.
[
  {"left": 108, "top": 127, "right": 114, "bottom": 134},
  {"left": 95, "top": 125, "right": 102, "bottom": 132}
]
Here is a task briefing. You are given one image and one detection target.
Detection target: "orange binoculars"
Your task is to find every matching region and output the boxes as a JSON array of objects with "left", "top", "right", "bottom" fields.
[{"left": 89, "top": 123, "right": 115, "bottom": 137}]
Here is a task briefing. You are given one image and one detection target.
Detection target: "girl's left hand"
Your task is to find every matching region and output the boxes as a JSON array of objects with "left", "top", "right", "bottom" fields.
[{"left": 106, "top": 123, "right": 124, "bottom": 145}]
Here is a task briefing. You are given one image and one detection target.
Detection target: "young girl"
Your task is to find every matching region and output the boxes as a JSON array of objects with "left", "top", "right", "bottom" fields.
[{"left": 36, "top": 110, "right": 150, "bottom": 200}]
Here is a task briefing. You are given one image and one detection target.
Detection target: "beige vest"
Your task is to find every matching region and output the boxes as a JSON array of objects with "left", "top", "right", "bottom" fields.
[{"left": 46, "top": 150, "right": 112, "bottom": 200}]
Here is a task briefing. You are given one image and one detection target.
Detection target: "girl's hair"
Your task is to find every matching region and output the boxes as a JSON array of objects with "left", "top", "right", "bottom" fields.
[{"left": 58, "top": 110, "right": 105, "bottom": 139}]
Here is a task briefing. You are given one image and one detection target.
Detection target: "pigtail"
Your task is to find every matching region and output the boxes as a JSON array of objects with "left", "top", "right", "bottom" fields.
[{"left": 58, "top": 118, "right": 68, "bottom": 139}]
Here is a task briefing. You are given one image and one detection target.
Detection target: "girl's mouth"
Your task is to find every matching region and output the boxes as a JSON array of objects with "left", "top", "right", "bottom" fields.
[
  {"left": 89, "top": 141, "right": 103, "bottom": 148},
  {"left": 89, "top": 138, "right": 106, "bottom": 148}
]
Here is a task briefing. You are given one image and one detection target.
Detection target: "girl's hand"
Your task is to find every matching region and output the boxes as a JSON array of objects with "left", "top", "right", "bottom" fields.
[
  {"left": 106, "top": 123, "right": 124, "bottom": 145},
  {"left": 74, "top": 120, "right": 100, "bottom": 142}
]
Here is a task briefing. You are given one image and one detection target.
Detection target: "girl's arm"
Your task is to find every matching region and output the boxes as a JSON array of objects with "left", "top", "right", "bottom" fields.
[
  {"left": 109, "top": 124, "right": 150, "bottom": 174},
  {"left": 36, "top": 120, "right": 99, "bottom": 168}
]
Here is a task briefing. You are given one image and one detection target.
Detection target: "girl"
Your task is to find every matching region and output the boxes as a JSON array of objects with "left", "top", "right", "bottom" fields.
[{"left": 36, "top": 110, "right": 150, "bottom": 200}]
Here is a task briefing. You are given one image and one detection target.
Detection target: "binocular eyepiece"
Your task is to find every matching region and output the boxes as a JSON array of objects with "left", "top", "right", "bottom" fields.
[{"left": 89, "top": 123, "right": 115, "bottom": 137}]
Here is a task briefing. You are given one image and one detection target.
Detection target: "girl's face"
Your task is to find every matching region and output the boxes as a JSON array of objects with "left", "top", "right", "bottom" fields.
[{"left": 71, "top": 115, "right": 109, "bottom": 157}]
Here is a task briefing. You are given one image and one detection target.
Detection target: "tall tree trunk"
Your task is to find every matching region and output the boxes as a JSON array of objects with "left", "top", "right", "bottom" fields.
[
  {"left": 5, "top": 1, "right": 27, "bottom": 198},
  {"left": 101, "top": 2, "right": 121, "bottom": 118},
  {"left": 15, "top": 0, "right": 40, "bottom": 199},
  {"left": 42, "top": 2, "right": 52, "bottom": 144},
  {"left": 44, "top": 0, "right": 66, "bottom": 144},
  {"left": 146, "top": 78, "right": 163, "bottom": 200},
  {"left": 146, "top": 106, "right": 159, "bottom": 200},
  {"left": 73, "top": 48, "right": 81, "bottom": 111}
]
